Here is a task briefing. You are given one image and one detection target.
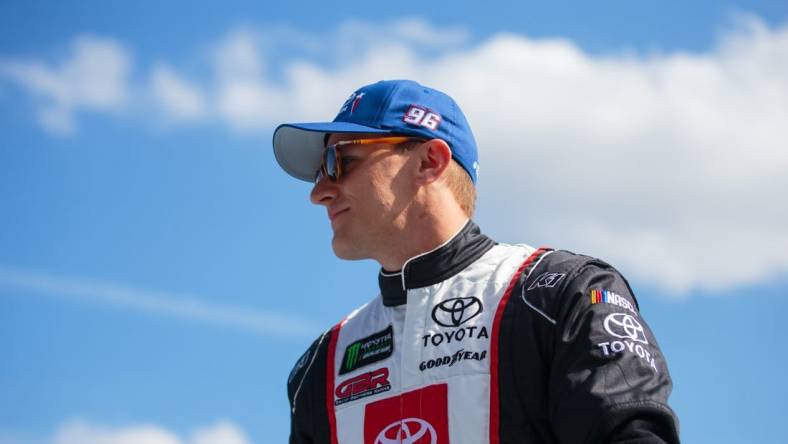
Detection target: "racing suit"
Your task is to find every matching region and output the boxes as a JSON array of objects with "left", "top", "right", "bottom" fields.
[{"left": 287, "top": 220, "right": 679, "bottom": 443}]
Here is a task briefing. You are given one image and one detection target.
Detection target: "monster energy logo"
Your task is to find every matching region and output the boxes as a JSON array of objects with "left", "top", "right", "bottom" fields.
[
  {"left": 339, "top": 325, "right": 394, "bottom": 375},
  {"left": 345, "top": 343, "right": 362, "bottom": 370}
]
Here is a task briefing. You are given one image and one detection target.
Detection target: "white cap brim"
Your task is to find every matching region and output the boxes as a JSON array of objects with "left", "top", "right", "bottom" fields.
[{"left": 272, "top": 122, "right": 390, "bottom": 182}]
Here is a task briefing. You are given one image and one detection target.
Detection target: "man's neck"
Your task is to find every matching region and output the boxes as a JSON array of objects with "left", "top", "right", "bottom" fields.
[{"left": 378, "top": 212, "right": 470, "bottom": 272}]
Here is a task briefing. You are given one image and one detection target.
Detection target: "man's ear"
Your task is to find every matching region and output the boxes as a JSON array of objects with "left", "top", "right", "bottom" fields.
[{"left": 415, "top": 139, "right": 452, "bottom": 185}]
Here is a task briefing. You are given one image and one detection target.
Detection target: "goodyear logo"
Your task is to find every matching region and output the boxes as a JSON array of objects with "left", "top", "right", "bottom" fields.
[{"left": 340, "top": 325, "right": 394, "bottom": 375}]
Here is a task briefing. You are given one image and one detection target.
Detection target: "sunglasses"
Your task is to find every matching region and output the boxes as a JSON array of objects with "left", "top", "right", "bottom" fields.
[{"left": 315, "top": 136, "right": 425, "bottom": 183}]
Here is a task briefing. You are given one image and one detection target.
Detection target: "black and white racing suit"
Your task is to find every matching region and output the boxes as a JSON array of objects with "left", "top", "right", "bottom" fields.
[{"left": 287, "top": 221, "right": 679, "bottom": 443}]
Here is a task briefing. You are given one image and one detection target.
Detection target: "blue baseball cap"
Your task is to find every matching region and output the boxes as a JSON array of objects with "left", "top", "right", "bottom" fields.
[{"left": 273, "top": 79, "right": 479, "bottom": 183}]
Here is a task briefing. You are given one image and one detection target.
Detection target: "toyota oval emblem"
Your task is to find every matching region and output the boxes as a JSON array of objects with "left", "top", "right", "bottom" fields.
[
  {"left": 603, "top": 313, "right": 649, "bottom": 344},
  {"left": 375, "top": 418, "right": 437, "bottom": 444},
  {"left": 431, "top": 297, "right": 483, "bottom": 328}
]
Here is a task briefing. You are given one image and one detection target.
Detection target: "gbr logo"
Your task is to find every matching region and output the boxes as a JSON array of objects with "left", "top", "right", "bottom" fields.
[{"left": 403, "top": 105, "right": 441, "bottom": 130}]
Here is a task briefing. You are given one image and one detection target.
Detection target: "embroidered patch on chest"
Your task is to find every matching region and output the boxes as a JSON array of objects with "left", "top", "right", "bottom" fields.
[{"left": 339, "top": 325, "right": 394, "bottom": 375}]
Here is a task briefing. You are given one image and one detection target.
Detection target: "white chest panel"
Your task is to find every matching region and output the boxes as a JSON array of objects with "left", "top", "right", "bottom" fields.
[{"left": 330, "top": 243, "right": 535, "bottom": 444}]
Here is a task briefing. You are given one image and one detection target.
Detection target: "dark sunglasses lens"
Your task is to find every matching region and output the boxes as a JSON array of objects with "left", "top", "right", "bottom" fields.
[
  {"left": 324, "top": 145, "right": 338, "bottom": 180},
  {"left": 315, "top": 147, "right": 329, "bottom": 183}
]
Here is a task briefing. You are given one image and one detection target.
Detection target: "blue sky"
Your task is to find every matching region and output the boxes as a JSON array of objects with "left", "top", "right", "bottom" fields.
[{"left": 1, "top": 1, "right": 787, "bottom": 443}]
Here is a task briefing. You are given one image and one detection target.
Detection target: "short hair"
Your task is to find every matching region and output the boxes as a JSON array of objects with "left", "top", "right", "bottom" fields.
[
  {"left": 444, "top": 160, "right": 476, "bottom": 217},
  {"left": 399, "top": 139, "right": 476, "bottom": 217}
]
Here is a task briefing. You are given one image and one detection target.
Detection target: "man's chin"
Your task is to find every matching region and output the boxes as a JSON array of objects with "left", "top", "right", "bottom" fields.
[{"left": 331, "top": 237, "right": 367, "bottom": 261}]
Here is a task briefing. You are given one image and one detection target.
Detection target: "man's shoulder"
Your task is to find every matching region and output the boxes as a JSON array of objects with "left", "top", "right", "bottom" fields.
[
  {"left": 525, "top": 248, "right": 624, "bottom": 285},
  {"left": 287, "top": 330, "right": 327, "bottom": 396},
  {"left": 287, "top": 298, "right": 380, "bottom": 386},
  {"left": 483, "top": 242, "right": 606, "bottom": 275},
  {"left": 529, "top": 250, "right": 615, "bottom": 278},
  {"left": 516, "top": 248, "right": 640, "bottom": 323}
]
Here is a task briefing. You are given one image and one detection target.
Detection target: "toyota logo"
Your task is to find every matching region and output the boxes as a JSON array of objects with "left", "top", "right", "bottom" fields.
[
  {"left": 375, "top": 418, "right": 437, "bottom": 444},
  {"left": 431, "top": 297, "right": 482, "bottom": 328},
  {"left": 603, "top": 313, "right": 648, "bottom": 344}
]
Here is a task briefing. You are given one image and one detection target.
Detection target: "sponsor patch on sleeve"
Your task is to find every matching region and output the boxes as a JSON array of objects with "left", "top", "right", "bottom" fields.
[
  {"left": 527, "top": 271, "right": 566, "bottom": 291},
  {"left": 596, "top": 312, "right": 657, "bottom": 371},
  {"left": 590, "top": 289, "right": 638, "bottom": 315}
]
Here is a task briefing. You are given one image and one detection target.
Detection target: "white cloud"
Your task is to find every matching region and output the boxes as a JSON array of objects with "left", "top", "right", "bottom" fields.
[
  {"left": 2, "top": 16, "right": 787, "bottom": 293},
  {"left": 0, "top": 35, "right": 131, "bottom": 134},
  {"left": 449, "top": 17, "right": 788, "bottom": 293},
  {"left": 204, "top": 19, "right": 471, "bottom": 130},
  {"left": 0, "top": 265, "right": 313, "bottom": 338},
  {"left": 211, "top": 28, "right": 289, "bottom": 130},
  {"left": 387, "top": 18, "right": 470, "bottom": 48},
  {"left": 52, "top": 421, "right": 180, "bottom": 444},
  {"left": 247, "top": 15, "right": 788, "bottom": 294},
  {"left": 150, "top": 63, "right": 207, "bottom": 121},
  {"left": 48, "top": 420, "right": 248, "bottom": 444},
  {"left": 332, "top": 18, "right": 470, "bottom": 58},
  {"left": 190, "top": 421, "right": 250, "bottom": 444}
]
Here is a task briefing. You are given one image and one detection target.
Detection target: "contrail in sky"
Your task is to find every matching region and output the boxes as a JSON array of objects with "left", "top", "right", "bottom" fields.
[{"left": 0, "top": 265, "right": 312, "bottom": 338}]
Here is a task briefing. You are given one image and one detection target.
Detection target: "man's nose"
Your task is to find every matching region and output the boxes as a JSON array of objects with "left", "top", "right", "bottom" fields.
[{"left": 310, "top": 176, "right": 337, "bottom": 206}]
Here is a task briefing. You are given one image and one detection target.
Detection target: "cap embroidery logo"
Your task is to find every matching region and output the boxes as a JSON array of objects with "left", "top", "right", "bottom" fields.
[
  {"left": 339, "top": 91, "right": 360, "bottom": 114},
  {"left": 350, "top": 92, "right": 365, "bottom": 114}
]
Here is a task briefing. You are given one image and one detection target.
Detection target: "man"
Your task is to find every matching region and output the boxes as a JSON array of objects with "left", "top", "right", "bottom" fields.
[{"left": 273, "top": 80, "right": 679, "bottom": 443}]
